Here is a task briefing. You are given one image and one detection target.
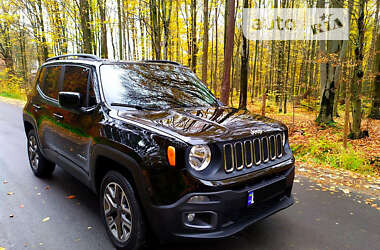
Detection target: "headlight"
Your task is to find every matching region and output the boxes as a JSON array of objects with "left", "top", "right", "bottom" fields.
[{"left": 189, "top": 145, "right": 211, "bottom": 171}]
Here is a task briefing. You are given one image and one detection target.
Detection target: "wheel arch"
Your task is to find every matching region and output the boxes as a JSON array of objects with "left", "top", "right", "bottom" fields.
[
  {"left": 90, "top": 144, "right": 153, "bottom": 232},
  {"left": 23, "top": 114, "right": 37, "bottom": 136},
  {"left": 90, "top": 144, "right": 144, "bottom": 196},
  {"left": 24, "top": 120, "right": 34, "bottom": 136}
]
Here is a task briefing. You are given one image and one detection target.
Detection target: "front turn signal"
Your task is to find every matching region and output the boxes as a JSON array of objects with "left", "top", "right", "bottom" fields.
[{"left": 167, "top": 146, "right": 176, "bottom": 167}]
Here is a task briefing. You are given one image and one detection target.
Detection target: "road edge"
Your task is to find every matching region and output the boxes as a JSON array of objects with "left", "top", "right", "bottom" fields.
[{"left": 0, "top": 96, "right": 26, "bottom": 108}]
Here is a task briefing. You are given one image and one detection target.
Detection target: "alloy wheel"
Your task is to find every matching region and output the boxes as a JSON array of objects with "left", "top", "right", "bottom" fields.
[
  {"left": 28, "top": 135, "right": 39, "bottom": 170},
  {"left": 103, "top": 182, "right": 133, "bottom": 243}
]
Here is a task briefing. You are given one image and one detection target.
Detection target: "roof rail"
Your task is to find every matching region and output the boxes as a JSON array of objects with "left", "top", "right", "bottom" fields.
[
  {"left": 142, "top": 60, "right": 181, "bottom": 66},
  {"left": 46, "top": 54, "right": 101, "bottom": 62}
]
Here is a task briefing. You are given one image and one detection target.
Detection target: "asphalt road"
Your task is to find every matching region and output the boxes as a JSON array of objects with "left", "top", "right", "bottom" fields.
[{"left": 0, "top": 100, "right": 379, "bottom": 250}]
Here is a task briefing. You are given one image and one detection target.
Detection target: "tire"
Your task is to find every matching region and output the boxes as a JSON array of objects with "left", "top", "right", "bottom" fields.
[
  {"left": 100, "top": 171, "right": 146, "bottom": 250},
  {"left": 27, "top": 130, "right": 55, "bottom": 177}
]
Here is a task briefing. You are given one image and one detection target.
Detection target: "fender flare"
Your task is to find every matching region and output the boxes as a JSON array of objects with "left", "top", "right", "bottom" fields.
[
  {"left": 89, "top": 144, "right": 146, "bottom": 196},
  {"left": 23, "top": 112, "right": 47, "bottom": 157}
]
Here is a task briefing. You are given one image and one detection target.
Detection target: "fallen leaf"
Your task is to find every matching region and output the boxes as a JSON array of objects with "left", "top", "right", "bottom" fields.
[
  {"left": 42, "top": 217, "right": 50, "bottom": 222},
  {"left": 19, "top": 204, "right": 24, "bottom": 208},
  {"left": 66, "top": 195, "right": 76, "bottom": 199},
  {"left": 7, "top": 192, "right": 14, "bottom": 195},
  {"left": 341, "top": 189, "right": 350, "bottom": 194},
  {"left": 39, "top": 243, "right": 44, "bottom": 246},
  {"left": 74, "top": 238, "right": 80, "bottom": 242},
  {"left": 0, "top": 247, "right": 6, "bottom": 250}
]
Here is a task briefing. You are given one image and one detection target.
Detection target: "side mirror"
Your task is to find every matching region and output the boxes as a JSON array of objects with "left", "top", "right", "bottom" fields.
[{"left": 59, "top": 92, "right": 81, "bottom": 109}]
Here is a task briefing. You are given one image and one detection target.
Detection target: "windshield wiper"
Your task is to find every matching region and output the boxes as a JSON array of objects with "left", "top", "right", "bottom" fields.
[{"left": 110, "top": 103, "right": 159, "bottom": 111}]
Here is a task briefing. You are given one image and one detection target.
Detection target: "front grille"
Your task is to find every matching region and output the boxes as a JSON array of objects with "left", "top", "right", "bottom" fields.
[{"left": 223, "top": 133, "right": 285, "bottom": 173}]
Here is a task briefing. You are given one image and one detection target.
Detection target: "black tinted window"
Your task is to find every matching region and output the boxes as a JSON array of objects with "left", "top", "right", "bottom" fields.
[
  {"left": 100, "top": 64, "right": 218, "bottom": 109},
  {"left": 37, "top": 67, "right": 45, "bottom": 86},
  {"left": 62, "top": 66, "right": 90, "bottom": 106},
  {"left": 43, "top": 66, "right": 62, "bottom": 99}
]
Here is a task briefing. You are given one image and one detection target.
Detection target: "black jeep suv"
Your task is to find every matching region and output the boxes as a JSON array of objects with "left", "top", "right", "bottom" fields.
[{"left": 23, "top": 54, "right": 295, "bottom": 249}]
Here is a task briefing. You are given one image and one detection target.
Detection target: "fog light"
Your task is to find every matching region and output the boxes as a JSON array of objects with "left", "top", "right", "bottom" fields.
[
  {"left": 187, "top": 195, "right": 210, "bottom": 204},
  {"left": 183, "top": 211, "right": 218, "bottom": 229},
  {"left": 187, "top": 213, "right": 195, "bottom": 222}
]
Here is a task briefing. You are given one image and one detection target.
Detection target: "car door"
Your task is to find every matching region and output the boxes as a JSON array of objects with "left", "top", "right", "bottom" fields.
[
  {"left": 36, "top": 65, "right": 65, "bottom": 155},
  {"left": 29, "top": 67, "right": 46, "bottom": 141},
  {"left": 53, "top": 65, "right": 98, "bottom": 172}
]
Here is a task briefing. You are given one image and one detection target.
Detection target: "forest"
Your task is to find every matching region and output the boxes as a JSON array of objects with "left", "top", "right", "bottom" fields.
[{"left": 0, "top": 0, "right": 379, "bottom": 175}]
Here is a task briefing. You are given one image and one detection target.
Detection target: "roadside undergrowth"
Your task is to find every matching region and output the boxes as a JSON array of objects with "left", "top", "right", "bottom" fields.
[{"left": 244, "top": 98, "right": 380, "bottom": 177}]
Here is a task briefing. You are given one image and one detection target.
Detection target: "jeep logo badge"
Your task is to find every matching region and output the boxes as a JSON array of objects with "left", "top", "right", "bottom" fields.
[{"left": 250, "top": 129, "right": 263, "bottom": 136}]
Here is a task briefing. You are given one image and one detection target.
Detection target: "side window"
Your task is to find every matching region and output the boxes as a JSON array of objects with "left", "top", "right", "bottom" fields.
[
  {"left": 62, "top": 66, "right": 95, "bottom": 107},
  {"left": 88, "top": 81, "right": 97, "bottom": 107},
  {"left": 37, "top": 67, "right": 46, "bottom": 86},
  {"left": 42, "top": 66, "right": 62, "bottom": 100}
]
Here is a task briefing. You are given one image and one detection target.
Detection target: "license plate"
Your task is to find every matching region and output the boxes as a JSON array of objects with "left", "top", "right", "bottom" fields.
[{"left": 248, "top": 191, "right": 255, "bottom": 206}]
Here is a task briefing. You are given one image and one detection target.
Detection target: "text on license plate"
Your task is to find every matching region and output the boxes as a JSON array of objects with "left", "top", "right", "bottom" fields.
[{"left": 248, "top": 191, "right": 255, "bottom": 206}]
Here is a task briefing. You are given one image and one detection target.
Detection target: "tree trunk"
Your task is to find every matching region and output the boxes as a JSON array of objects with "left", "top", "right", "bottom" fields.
[
  {"left": 139, "top": 1, "right": 145, "bottom": 59},
  {"left": 150, "top": 0, "right": 161, "bottom": 60},
  {"left": 176, "top": 0, "right": 180, "bottom": 62},
  {"left": 213, "top": 3, "right": 219, "bottom": 95},
  {"left": 350, "top": 0, "right": 366, "bottom": 138},
  {"left": 79, "top": 0, "right": 92, "bottom": 54},
  {"left": 19, "top": 24, "right": 27, "bottom": 82},
  {"left": 343, "top": 70, "right": 350, "bottom": 148},
  {"left": 116, "top": 0, "right": 123, "bottom": 59},
  {"left": 220, "top": 0, "right": 235, "bottom": 105},
  {"left": 0, "top": 12, "right": 14, "bottom": 74},
  {"left": 98, "top": 0, "right": 108, "bottom": 58},
  {"left": 201, "top": 0, "right": 209, "bottom": 84},
  {"left": 332, "top": 40, "right": 348, "bottom": 117},
  {"left": 238, "top": 0, "right": 249, "bottom": 109},
  {"left": 316, "top": 0, "right": 342, "bottom": 124},
  {"left": 369, "top": 32, "right": 380, "bottom": 119},
  {"left": 191, "top": 0, "right": 197, "bottom": 72},
  {"left": 162, "top": 0, "right": 172, "bottom": 60},
  {"left": 37, "top": 0, "right": 48, "bottom": 60}
]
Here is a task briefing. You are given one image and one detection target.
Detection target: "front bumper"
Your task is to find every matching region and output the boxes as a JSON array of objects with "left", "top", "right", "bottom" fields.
[{"left": 149, "top": 165, "right": 295, "bottom": 242}]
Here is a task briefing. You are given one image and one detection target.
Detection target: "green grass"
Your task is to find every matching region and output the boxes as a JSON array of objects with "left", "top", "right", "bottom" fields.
[
  {"left": 293, "top": 137, "right": 374, "bottom": 176},
  {"left": 0, "top": 91, "right": 26, "bottom": 101}
]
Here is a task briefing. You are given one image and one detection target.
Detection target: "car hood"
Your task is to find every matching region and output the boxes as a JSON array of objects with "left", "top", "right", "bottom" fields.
[{"left": 113, "top": 107, "right": 287, "bottom": 144}]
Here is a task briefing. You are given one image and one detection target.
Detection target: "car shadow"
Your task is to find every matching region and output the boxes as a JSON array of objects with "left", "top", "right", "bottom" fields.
[{"left": 40, "top": 166, "right": 292, "bottom": 250}]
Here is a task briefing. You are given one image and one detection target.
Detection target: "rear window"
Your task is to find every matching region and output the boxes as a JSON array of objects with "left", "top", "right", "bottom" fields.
[
  {"left": 42, "top": 66, "right": 63, "bottom": 100},
  {"left": 37, "top": 67, "right": 46, "bottom": 86}
]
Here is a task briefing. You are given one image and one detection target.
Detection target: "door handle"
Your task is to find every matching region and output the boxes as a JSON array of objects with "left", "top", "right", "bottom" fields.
[
  {"left": 32, "top": 104, "right": 41, "bottom": 110},
  {"left": 53, "top": 113, "right": 64, "bottom": 120}
]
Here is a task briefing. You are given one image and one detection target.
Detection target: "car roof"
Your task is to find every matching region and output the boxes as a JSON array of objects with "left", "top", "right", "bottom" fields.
[{"left": 41, "top": 54, "right": 183, "bottom": 68}]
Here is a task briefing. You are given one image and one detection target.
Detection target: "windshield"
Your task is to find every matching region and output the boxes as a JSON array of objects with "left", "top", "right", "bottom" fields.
[{"left": 100, "top": 63, "right": 219, "bottom": 110}]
